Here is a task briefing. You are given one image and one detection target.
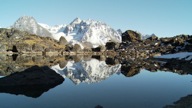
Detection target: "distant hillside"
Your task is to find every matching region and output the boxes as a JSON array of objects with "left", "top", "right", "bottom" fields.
[{"left": 0, "top": 28, "right": 65, "bottom": 53}]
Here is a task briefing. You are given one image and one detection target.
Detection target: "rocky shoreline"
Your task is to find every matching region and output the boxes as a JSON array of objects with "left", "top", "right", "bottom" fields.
[{"left": 118, "top": 30, "right": 192, "bottom": 58}]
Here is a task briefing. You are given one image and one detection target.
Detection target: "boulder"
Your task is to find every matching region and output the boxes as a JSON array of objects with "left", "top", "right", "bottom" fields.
[
  {"left": 73, "top": 44, "right": 82, "bottom": 52},
  {"left": 0, "top": 66, "right": 64, "bottom": 98},
  {"left": 59, "top": 36, "right": 68, "bottom": 45},
  {"left": 122, "top": 30, "right": 141, "bottom": 42},
  {"left": 59, "top": 61, "right": 67, "bottom": 68},
  {"left": 106, "top": 42, "right": 116, "bottom": 50},
  {"left": 91, "top": 45, "right": 106, "bottom": 52},
  {"left": 147, "top": 35, "right": 158, "bottom": 41}
]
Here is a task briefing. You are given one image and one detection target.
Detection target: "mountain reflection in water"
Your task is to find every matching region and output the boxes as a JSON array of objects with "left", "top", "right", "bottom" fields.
[
  {"left": 0, "top": 54, "right": 192, "bottom": 108},
  {"left": 51, "top": 58, "right": 121, "bottom": 84}
]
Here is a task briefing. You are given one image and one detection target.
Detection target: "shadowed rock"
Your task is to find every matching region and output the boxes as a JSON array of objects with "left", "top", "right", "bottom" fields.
[
  {"left": 164, "top": 94, "right": 192, "bottom": 108},
  {"left": 0, "top": 66, "right": 64, "bottom": 98},
  {"left": 121, "top": 65, "right": 140, "bottom": 77}
]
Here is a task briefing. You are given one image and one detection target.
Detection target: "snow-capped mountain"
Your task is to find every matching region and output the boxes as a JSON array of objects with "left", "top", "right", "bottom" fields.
[
  {"left": 38, "top": 23, "right": 66, "bottom": 34},
  {"left": 12, "top": 16, "right": 52, "bottom": 37},
  {"left": 142, "top": 33, "right": 156, "bottom": 40},
  {"left": 57, "top": 18, "right": 122, "bottom": 48},
  {"left": 51, "top": 58, "right": 121, "bottom": 84},
  {"left": 10, "top": 16, "right": 122, "bottom": 48},
  {"left": 117, "top": 29, "right": 122, "bottom": 35}
]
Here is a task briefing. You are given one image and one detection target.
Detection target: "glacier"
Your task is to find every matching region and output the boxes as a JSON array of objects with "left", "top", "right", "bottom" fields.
[{"left": 38, "top": 23, "right": 66, "bottom": 34}]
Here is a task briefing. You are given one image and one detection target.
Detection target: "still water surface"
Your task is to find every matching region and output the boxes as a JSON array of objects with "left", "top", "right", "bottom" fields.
[{"left": 0, "top": 56, "right": 192, "bottom": 108}]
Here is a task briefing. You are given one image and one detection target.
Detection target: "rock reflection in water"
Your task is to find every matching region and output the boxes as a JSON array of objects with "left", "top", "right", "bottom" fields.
[
  {"left": 0, "top": 54, "right": 66, "bottom": 76},
  {"left": 0, "top": 66, "right": 64, "bottom": 98},
  {"left": 1, "top": 54, "right": 192, "bottom": 84},
  {"left": 120, "top": 58, "right": 192, "bottom": 77}
]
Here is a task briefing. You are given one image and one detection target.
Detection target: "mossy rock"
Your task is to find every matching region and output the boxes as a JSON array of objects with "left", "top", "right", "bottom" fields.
[{"left": 122, "top": 30, "right": 141, "bottom": 42}]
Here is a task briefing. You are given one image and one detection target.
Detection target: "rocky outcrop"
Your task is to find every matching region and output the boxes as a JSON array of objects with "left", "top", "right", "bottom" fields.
[
  {"left": 0, "top": 66, "right": 64, "bottom": 98},
  {"left": 0, "top": 28, "right": 65, "bottom": 54},
  {"left": 59, "top": 36, "right": 68, "bottom": 45},
  {"left": 122, "top": 30, "right": 141, "bottom": 42},
  {"left": 1, "top": 28, "right": 192, "bottom": 57},
  {"left": 119, "top": 31, "right": 192, "bottom": 59},
  {"left": 105, "top": 42, "right": 120, "bottom": 50}
]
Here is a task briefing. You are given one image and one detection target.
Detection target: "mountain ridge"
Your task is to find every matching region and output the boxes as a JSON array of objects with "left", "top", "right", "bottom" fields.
[{"left": 11, "top": 16, "right": 122, "bottom": 48}]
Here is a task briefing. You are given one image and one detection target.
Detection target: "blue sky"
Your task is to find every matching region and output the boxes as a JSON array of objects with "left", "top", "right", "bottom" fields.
[{"left": 0, "top": 0, "right": 192, "bottom": 37}]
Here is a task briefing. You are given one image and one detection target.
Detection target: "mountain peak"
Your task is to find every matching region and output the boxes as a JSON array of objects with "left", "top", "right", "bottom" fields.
[
  {"left": 70, "top": 17, "right": 82, "bottom": 25},
  {"left": 11, "top": 16, "right": 121, "bottom": 48},
  {"left": 12, "top": 16, "right": 52, "bottom": 37},
  {"left": 18, "top": 16, "right": 35, "bottom": 20},
  {"left": 117, "top": 29, "right": 122, "bottom": 35},
  {"left": 58, "top": 18, "right": 122, "bottom": 48},
  {"left": 13, "top": 16, "right": 36, "bottom": 27}
]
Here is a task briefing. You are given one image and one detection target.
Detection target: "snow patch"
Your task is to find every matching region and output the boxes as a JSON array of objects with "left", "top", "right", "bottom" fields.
[{"left": 38, "top": 23, "right": 66, "bottom": 34}]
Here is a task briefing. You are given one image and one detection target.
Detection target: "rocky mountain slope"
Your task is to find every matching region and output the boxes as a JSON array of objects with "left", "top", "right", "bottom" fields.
[
  {"left": 11, "top": 16, "right": 52, "bottom": 37},
  {"left": 0, "top": 28, "right": 65, "bottom": 53}
]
